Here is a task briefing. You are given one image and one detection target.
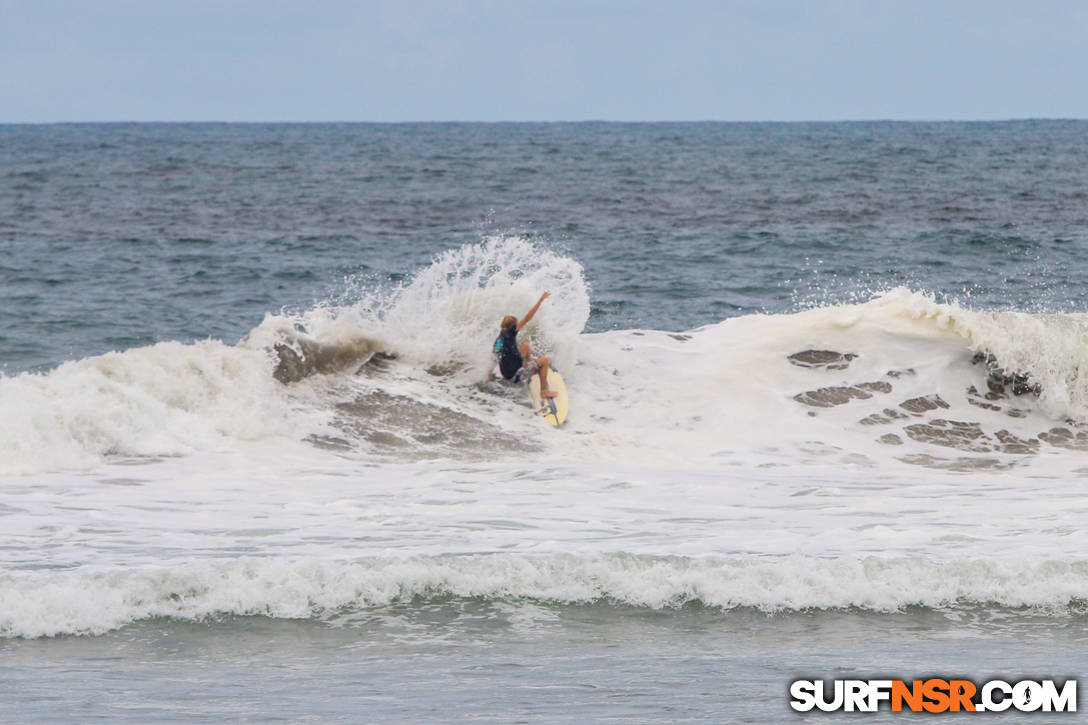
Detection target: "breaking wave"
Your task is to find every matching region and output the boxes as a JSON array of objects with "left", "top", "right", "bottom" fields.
[
  {"left": 2, "top": 236, "right": 1088, "bottom": 476},
  {"left": 4, "top": 554, "right": 1087, "bottom": 638}
]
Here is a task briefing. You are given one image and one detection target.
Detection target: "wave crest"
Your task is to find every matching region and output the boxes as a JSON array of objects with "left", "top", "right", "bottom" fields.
[{"left": 6, "top": 554, "right": 1087, "bottom": 638}]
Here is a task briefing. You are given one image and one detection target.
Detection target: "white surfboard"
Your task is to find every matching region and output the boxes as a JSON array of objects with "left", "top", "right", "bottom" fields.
[{"left": 528, "top": 370, "right": 568, "bottom": 426}]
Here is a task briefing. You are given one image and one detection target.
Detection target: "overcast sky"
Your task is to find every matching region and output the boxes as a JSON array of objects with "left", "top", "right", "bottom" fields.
[{"left": 2, "top": 0, "right": 1086, "bottom": 122}]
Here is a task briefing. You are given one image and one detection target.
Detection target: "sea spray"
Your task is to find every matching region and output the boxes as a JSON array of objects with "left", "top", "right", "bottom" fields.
[{"left": 349, "top": 235, "right": 591, "bottom": 376}]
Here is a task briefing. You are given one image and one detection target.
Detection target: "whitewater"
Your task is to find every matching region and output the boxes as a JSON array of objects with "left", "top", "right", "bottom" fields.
[{"left": 3, "top": 236, "right": 1087, "bottom": 644}]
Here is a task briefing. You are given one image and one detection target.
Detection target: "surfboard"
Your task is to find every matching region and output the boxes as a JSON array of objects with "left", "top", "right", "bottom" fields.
[{"left": 528, "top": 370, "right": 568, "bottom": 426}]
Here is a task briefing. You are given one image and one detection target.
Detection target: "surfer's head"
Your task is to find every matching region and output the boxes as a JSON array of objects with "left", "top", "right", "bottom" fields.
[{"left": 501, "top": 315, "right": 517, "bottom": 331}]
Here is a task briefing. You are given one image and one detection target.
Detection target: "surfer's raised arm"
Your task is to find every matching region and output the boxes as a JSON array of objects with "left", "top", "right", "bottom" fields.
[{"left": 518, "top": 291, "right": 551, "bottom": 331}]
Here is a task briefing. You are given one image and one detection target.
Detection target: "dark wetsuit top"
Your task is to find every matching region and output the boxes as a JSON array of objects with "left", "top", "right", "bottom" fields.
[{"left": 494, "top": 326, "right": 522, "bottom": 380}]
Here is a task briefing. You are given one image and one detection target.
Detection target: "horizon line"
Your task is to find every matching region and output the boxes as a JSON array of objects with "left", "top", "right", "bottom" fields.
[{"left": 2, "top": 117, "right": 1085, "bottom": 126}]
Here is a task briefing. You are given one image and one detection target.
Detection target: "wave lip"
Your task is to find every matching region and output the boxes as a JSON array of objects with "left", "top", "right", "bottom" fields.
[{"left": 5, "top": 554, "right": 1087, "bottom": 639}]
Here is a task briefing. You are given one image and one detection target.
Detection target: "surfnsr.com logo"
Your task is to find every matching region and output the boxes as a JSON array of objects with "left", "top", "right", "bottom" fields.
[{"left": 789, "top": 678, "right": 1077, "bottom": 713}]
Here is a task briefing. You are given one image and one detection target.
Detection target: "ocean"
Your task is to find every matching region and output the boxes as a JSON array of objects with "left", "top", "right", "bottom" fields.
[{"left": 1, "top": 121, "right": 1087, "bottom": 722}]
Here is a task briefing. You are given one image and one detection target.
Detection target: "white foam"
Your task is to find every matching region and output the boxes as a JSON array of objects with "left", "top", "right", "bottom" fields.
[
  {"left": 4, "top": 554, "right": 1086, "bottom": 638},
  {"left": 552, "top": 287, "right": 1087, "bottom": 471},
  {"left": 0, "top": 340, "right": 305, "bottom": 476},
  {"left": 6, "top": 244, "right": 1086, "bottom": 647},
  {"left": 4, "top": 239, "right": 1086, "bottom": 478}
]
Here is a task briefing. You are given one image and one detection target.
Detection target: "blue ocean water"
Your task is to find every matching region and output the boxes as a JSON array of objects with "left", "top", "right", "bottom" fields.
[
  {"left": 2, "top": 122, "right": 1088, "bottom": 722},
  {"left": 5, "top": 121, "right": 1088, "bottom": 372}
]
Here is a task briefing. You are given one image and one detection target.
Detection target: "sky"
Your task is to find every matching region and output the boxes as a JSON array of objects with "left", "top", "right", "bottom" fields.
[{"left": 2, "top": 0, "right": 1086, "bottom": 122}]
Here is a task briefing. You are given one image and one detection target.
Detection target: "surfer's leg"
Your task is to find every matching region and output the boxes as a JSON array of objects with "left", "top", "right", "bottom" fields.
[{"left": 536, "top": 355, "right": 557, "bottom": 398}]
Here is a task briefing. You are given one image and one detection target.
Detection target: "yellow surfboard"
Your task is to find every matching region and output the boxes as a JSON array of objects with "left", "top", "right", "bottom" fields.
[{"left": 528, "top": 370, "right": 568, "bottom": 426}]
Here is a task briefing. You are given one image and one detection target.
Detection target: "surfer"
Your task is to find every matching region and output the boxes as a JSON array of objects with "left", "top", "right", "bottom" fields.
[{"left": 494, "top": 291, "right": 557, "bottom": 398}]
